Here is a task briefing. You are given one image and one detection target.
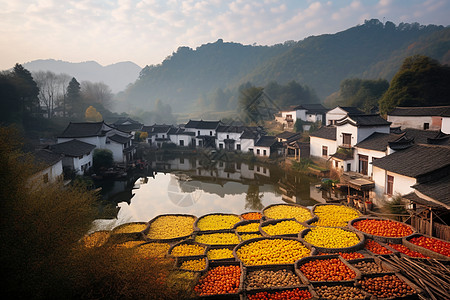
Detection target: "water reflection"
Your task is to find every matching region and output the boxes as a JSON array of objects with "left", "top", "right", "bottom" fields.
[{"left": 91, "top": 154, "right": 319, "bottom": 231}]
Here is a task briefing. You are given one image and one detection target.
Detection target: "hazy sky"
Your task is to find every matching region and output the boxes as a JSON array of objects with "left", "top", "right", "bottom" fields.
[{"left": 1, "top": 0, "right": 449, "bottom": 71}]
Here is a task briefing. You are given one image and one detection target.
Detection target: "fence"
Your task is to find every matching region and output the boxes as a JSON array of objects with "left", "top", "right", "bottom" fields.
[{"left": 409, "top": 215, "right": 450, "bottom": 241}]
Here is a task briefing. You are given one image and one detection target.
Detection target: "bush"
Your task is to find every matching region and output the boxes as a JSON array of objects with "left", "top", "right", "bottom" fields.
[{"left": 93, "top": 148, "right": 113, "bottom": 172}]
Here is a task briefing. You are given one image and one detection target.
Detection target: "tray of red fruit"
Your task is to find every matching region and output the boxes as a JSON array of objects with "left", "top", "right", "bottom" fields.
[{"left": 403, "top": 233, "right": 450, "bottom": 260}]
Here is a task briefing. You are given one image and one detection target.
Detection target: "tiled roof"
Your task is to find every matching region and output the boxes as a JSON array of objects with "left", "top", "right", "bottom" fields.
[
  {"left": 112, "top": 118, "right": 142, "bottom": 125},
  {"left": 142, "top": 124, "right": 172, "bottom": 134},
  {"left": 372, "top": 144, "right": 450, "bottom": 178},
  {"left": 388, "top": 106, "right": 450, "bottom": 116},
  {"left": 112, "top": 123, "right": 143, "bottom": 132},
  {"left": 216, "top": 125, "right": 245, "bottom": 133},
  {"left": 185, "top": 120, "right": 220, "bottom": 129},
  {"left": 255, "top": 136, "right": 277, "bottom": 147},
  {"left": 293, "top": 103, "right": 328, "bottom": 114},
  {"left": 412, "top": 175, "right": 450, "bottom": 209},
  {"left": 355, "top": 132, "right": 405, "bottom": 152},
  {"left": 59, "top": 122, "right": 106, "bottom": 138},
  {"left": 309, "top": 126, "right": 336, "bottom": 141},
  {"left": 339, "top": 106, "right": 365, "bottom": 115},
  {"left": 167, "top": 127, "right": 195, "bottom": 135},
  {"left": 342, "top": 114, "right": 391, "bottom": 126},
  {"left": 108, "top": 134, "right": 131, "bottom": 144},
  {"left": 49, "top": 139, "right": 96, "bottom": 157},
  {"left": 276, "top": 131, "right": 300, "bottom": 139},
  {"left": 33, "top": 149, "right": 62, "bottom": 169},
  {"left": 403, "top": 128, "right": 443, "bottom": 144}
]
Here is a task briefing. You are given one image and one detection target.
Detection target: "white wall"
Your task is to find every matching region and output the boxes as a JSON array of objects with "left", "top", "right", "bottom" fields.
[
  {"left": 105, "top": 141, "right": 124, "bottom": 163},
  {"left": 387, "top": 116, "right": 434, "bottom": 130},
  {"left": 336, "top": 123, "right": 358, "bottom": 147},
  {"left": 326, "top": 107, "right": 347, "bottom": 125},
  {"left": 372, "top": 166, "right": 416, "bottom": 201},
  {"left": 240, "top": 138, "right": 255, "bottom": 153},
  {"left": 309, "top": 136, "right": 337, "bottom": 159},
  {"left": 216, "top": 131, "right": 242, "bottom": 150},
  {"left": 355, "top": 147, "right": 386, "bottom": 177},
  {"left": 441, "top": 116, "right": 450, "bottom": 134},
  {"left": 254, "top": 146, "right": 271, "bottom": 157},
  {"left": 72, "top": 151, "right": 94, "bottom": 174}
]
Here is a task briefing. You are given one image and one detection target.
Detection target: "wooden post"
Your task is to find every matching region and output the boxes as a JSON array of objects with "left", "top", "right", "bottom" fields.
[{"left": 429, "top": 208, "right": 433, "bottom": 236}]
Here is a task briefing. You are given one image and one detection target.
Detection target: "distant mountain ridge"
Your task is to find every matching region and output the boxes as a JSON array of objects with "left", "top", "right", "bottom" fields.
[
  {"left": 23, "top": 59, "right": 142, "bottom": 93},
  {"left": 120, "top": 19, "right": 449, "bottom": 113}
]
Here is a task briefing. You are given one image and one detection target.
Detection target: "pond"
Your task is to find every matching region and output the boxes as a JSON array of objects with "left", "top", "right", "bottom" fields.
[{"left": 91, "top": 153, "right": 324, "bottom": 232}]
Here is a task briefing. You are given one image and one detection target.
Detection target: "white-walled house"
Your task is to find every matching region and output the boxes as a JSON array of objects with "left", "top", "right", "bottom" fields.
[
  {"left": 49, "top": 139, "right": 96, "bottom": 175},
  {"left": 58, "top": 121, "right": 135, "bottom": 163},
  {"left": 32, "top": 149, "right": 63, "bottom": 184},
  {"left": 371, "top": 144, "right": 450, "bottom": 203},
  {"left": 309, "top": 126, "right": 337, "bottom": 159},
  {"left": 184, "top": 120, "right": 221, "bottom": 148},
  {"left": 168, "top": 127, "right": 195, "bottom": 147},
  {"left": 276, "top": 104, "right": 327, "bottom": 129},
  {"left": 387, "top": 106, "right": 450, "bottom": 131},
  {"left": 254, "top": 136, "right": 279, "bottom": 157},
  {"left": 216, "top": 125, "right": 245, "bottom": 151},
  {"left": 325, "top": 106, "right": 364, "bottom": 126}
]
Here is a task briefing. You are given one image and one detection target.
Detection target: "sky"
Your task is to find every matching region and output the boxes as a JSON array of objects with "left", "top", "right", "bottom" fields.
[{"left": 1, "top": 0, "right": 449, "bottom": 71}]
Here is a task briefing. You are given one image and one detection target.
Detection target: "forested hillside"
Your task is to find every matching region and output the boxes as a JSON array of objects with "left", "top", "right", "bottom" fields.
[{"left": 119, "top": 19, "right": 449, "bottom": 114}]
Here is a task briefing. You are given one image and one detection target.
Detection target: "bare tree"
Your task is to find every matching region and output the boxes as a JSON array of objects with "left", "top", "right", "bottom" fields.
[
  {"left": 33, "top": 71, "right": 71, "bottom": 118},
  {"left": 81, "top": 81, "right": 113, "bottom": 109}
]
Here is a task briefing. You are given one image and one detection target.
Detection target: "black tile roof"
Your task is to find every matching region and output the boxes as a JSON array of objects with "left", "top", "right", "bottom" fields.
[
  {"left": 403, "top": 128, "right": 442, "bottom": 144},
  {"left": 372, "top": 144, "right": 450, "bottom": 178},
  {"left": 59, "top": 122, "right": 107, "bottom": 138},
  {"left": 142, "top": 124, "right": 172, "bottom": 134},
  {"left": 309, "top": 126, "right": 336, "bottom": 141},
  {"left": 255, "top": 136, "right": 277, "bottom": 147},
  {"left": 412, "top": 175, "right": 450, "bottom": 208},
  {"left": 167, "top": 127, "right": 195, "bottom": 136},
  {"left": 338, "top": 106, "right": 365, "bottom": 115},
  {"left": 341, "top": 114, "right": 391, "bottom": 126},
  {"left": 112, "top": 117, "right": 142, "bottom": 125},
  {"left": 216, "top": 125, "right": 245, "bottom": 133},
  {"left": 33, "top": 149, "right": 62, "bottom": 169},
  {"left": 276, "top": 131, "right": 300, "bottom": 140},
  {"left": 355, "top": 132, "right": 405, "bottom": 152},
  {"left": 388, "top": 106, "right": 450, "bottom": 116},
  {"left": 293, "top": 103, "right": 328, "bottom": 114},
  {"left": 112, "top": 123, "right": 143, "bottom": 132},
  {"left": 108, "top": 134, "right": 131, "bottom": 144},
  {"left": 49, "top": 139, "right": 96, "bottom": 157},
  {"left": 185, "top": 120, "right": 221, "bottom": 129}
]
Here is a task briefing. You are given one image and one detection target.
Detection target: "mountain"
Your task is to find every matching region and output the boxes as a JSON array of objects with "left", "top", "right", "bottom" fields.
[
  {"left": 23, "top": 59, "right": 142, "bottom": 93},
  {"left": 121, "top": 19, "right": 449, "bottom": 114}
]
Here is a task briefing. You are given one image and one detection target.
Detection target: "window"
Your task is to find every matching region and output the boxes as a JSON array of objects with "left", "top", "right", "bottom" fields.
[
  {"left": 249, "top": 148, "right": 253, "bottom": 154},
  {"left": 180, "top": 158, "right": 184, "bottom": 164},
  {"left": 197, "top": 130, "right": 200, "bottom": 136},
  {"left": 342, "top": 133, "right": 352, "bottom": 146},
  {"left": 387, "top": 175, "right": 394, "bottom": 195},
  {"left": 424, "top": 123, "right": 429, "bottom": 130},
  {"left": 257, "top": 149, "right": 260, "bottom": 155},
  {"left": 286, "top": 114, "right": 292, "bottom": 120},
  {"left": 227, "top": 135, "right": 229, "bottom": 139},
  {"left": 359, "top": 155, "right": 368, "bottom": 175},
  {"left": 43, "top": 173, "right": 49, "bottom": 183},
  {"left": 335, "top": 161, "right": 339, "bottom": 168},
  {"left": 347, "top": 163, "right": 351, "bottom": 172},
  {"left": 322, "top": 146, "right": 328, "bottom": 157},
  {"left": 263, "top": 149, "right": 267, "bottom": 156},
  {"left": 236, "top": 144, "right": 241, "bottom": 150},
  {"left": 210, "top": 131, "right": 213, "bottom": 136},
  {"left": 179, "top": 140, "right": 184, "bottom": 146}
]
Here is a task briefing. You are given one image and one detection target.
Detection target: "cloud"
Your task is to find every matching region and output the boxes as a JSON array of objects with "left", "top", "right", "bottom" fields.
[{"left": 0, "top": 0, "right": 449, "bottom": 70}]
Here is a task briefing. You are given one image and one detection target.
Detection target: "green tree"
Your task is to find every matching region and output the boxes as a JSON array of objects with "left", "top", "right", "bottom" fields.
[
  {"left": 93, "top": 149, "right": 113, "bottom": 172},
  {"left": 12, "top": 63, "right": 40, "bottom": 116},
  {"left": 336, "top": 78, "right": 389, "bottom": 113},
  {"left": 238, "top": 84, "right": 265, "bottom": 124},
  {"left": 379, "top": 55, "right": 450, "bottom": 114},
  {"left": 66, "top": 77, "right": 82, "bottom": 117}
]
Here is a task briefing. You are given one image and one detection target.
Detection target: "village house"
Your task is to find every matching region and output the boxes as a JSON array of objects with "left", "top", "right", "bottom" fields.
[
  {"left": 168, "top": 127, "right": 196, "bottom": 147},
  {"left": 216, "top": 124, "right": 245, "bottom": 151},
  {"left": 31, "top": 149, "right": 63, "bottom": 184},
  {"left": 57, "top": 121, "right": 136, "bottom": 164},
  {"left": 387, "top": 106, "right": 450, "bottom": 131},
  {"left": 275, "top": 131, "right": 309, "bottom": 160},
  {"left": 111, "top": 117, "right": 143, "bottom": 136},
  {"left": 275, "top": 103, "right": 327, "bottom": 129},
  {"left": 184, "top": 120, "right": 221, "bottom": 148},
  {"left": 253, "top": 136, "right": 281, "bottom": 157},
  {"left": 325, "top": 106, "right": 364, "bottom": 125},
  {"left": 48, "top": 139, "right": 96, "bottom": 175},
  {"left": 142, "top": 124, "right": 172, "bottom": 148}
]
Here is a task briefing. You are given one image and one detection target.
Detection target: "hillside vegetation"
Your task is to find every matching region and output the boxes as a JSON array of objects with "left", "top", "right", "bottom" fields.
[{"left": 118, "top": 19, "right": 449, "bottom": 114}]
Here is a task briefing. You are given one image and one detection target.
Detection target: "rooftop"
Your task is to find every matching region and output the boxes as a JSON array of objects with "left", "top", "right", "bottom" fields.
[
  {"left": 33, "top": 149, "right": 62, "bottom": 169},
  {"left": 309, "top": 126, "right": 336, "bottom": 141},
  {"left": 338, "top": 114, "right": 391, "bottom": 127},
  {"left": 59, "top": 122, "right": 108, "bottom": 138},
  {"left": 185, "top": 120, "right": 221, "bottom": 130},
  {"left": 355, "top": 132, "right": 405, "bottom": 152},
  {"left": 255, "top": 136, "right": 277, "bottom": 147},
  {"left": 388, "top": 106, "right": 450, "bottom": 117},
  {"left": 372, "top": 144, "right": 450, "bottom": 178},
  {"left": 412, "top": 175, "right": 450, "bottom": 209},
  {"left": 49, "top": 139, "right": 96, "bottom": 157},
  {"left": 108, "top": 134, "right": 131, "bottom": 144}
]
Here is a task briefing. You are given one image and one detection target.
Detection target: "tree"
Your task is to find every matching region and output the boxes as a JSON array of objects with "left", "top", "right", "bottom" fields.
[
  {"left": 12, "top": 64, "right": 39, "bottom": 116},
  {"left": 93, "top": 149, "right": 113, "bottom": 172},
  {"left": 33, "top": 71, "right": 70, "bottom": 118},
  {"left": 85, "top": 106, "right": 103, "bottom": 122},
  {"left": 66, "top": 77, "right": 81, "bottom": 117},
  {"left": 379, "top": 55, "right": 450, "bottom": 114},
  {"left": 336, "top": 78, "right": 389, "bottom": 113},
  {"left": 81, "top": 81, "right": 113, "bottom": 110},
  {"left": 238, "top": 83, "right": 265, "bottom": 124}
]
